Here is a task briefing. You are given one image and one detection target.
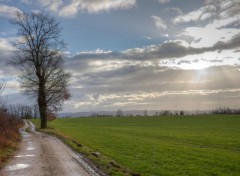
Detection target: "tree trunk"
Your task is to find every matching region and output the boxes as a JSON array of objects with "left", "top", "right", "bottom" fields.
[
  {"left": 39, "top": 102, "right": 47, "bottom": 128},
  {"left": 38, "top": 79, "right": 47, "bottom": 129}
]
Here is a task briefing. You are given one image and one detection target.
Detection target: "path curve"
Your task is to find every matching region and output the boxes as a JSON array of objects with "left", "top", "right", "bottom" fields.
[{"left": 0, "top": 120, "right": 101, "bottom": 176}]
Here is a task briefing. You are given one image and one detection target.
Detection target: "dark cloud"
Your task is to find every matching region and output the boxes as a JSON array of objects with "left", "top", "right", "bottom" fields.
[
  {"left": 67, "top": 33, "right": 240, "bottom": 64},
  {"left": 206, "top": 0, "right": 240, "bottom": 18},
  {"left": 139, "top": 34, "right": 240, "bottom": 59},
  {"left": 211, "top": 33, "right": 240, "bottom": 51},
  {"left": 164, "top": 7, "right": 183, "bottom": 17}
]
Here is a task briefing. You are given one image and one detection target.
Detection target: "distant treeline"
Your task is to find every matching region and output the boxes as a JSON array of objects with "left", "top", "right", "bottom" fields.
[
  {"left": 1, "top": 104, "right": 39, "bottom": 119},
  {"left": 1, "top": 103, "right": 58, "bottom": 120},
  {"left": 211, "top": 107, "right": 240, "bottom": 114},
  {"left": 88, "top": 107, "right": 240, "bottom": 118}
]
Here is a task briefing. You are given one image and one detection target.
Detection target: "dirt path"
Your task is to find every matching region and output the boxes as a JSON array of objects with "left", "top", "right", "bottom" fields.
[{"left": 0, "top": 120, "right": 100, "bottom": 176}]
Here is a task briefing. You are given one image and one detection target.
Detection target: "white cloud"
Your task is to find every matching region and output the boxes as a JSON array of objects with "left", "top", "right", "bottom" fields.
[
  {"left": 158, "top": 0, "right": 170, "bottom": 4},
  {"left": 151, "top": 15, "right": 167, "bottom": 30},
  {"left": 77, "top": 48, "right": 112, "bottom": 55},
  {"left": 38, "top": 0, "right": 136, "bottom": 18},
  {"left": 20, "top": 0, "right": 32, "bottom": 4},
  {"left": 0, "top": 4, "right": 22, "bottom": 17},
  {"left": 173, "top": 0, "right": 240, "bottom": 24},
  {"left": 0, "top": 38, "right": 14, "bottom": 50},
  {"left": 144, "top": 36, "right": 153, "bottom": 40},
  {"left": 173, "top": 5, "right": 216, "bottom": 24},
  {"left": 37, "top": 0, "right": 63, "bottom": 13},
  {"left": 181, "top": 17, "right": 240, "bottom": 48},
  {"left": 164, "top": 7, "right": 183, "bottom": 17},
  {"left": 0, "top": 37, "right": 17, "bottom": 60},
  {"left": 159, "top": 50, "right": 240, "bottom": 70},
  {"left": 69, "top": 87, "right": 240, "bottom": 111}
]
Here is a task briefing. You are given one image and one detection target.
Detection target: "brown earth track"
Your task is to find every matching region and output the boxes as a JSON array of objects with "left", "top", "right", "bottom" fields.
[{"left": 0, "top": 120, "right": 100, "bottom": 176}]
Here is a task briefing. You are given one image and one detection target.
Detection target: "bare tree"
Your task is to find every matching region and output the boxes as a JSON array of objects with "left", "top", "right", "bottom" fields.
[
  {"left": 10, "top": 12, "right": 70, "bottom": 128},
  {"left": 32, "top": 104, "right": 39, "bottom": 119},
  {"left": 0, "top": 81, "right": 7, "bottom": 112}
]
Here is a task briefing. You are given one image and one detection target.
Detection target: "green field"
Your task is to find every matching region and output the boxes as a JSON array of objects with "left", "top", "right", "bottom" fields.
[{"left": 38, "top": 115, "right": 240, "bottom": 176}]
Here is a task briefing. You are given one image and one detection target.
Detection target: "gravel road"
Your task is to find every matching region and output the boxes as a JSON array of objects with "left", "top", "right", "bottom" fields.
[{"left": 0, "top": 120, "right": 100, "bottom": 176}]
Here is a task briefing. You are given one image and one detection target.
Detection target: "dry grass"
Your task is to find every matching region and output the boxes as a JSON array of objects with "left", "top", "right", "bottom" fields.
[{"left": 0, "top": 111, "right": 22, "bottom": 168}]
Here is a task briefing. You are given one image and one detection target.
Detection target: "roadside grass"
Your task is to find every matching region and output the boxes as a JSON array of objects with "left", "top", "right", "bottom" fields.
[
  {"left": 32, "top": 115, "right": 240, "bottom": 176},
  {"left": 0, "top": 113, "right": 22, "bottom": 169}
]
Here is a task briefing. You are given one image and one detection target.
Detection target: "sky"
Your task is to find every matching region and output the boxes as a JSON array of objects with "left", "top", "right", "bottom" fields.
[{"left": 0, "top": 0, "right": 240, "bottom": 113}]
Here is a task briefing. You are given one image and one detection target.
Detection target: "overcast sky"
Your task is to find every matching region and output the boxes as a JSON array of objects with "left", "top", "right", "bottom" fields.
[{"left": 0, "top": 0, "right": 240, "bottom": 112}]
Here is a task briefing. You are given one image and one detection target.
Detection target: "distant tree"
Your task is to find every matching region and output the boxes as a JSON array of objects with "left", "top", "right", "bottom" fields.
[
  {"left": 154, "top": 111, "right": 159, "bottom": 116},
  {"left": 7, "top": 104, "right": 33, "bottom": 119},
  {"left": 116, "top": 109, "right": 124, "bottom": 117},
  {"left": 126, "top": 113, "right": 133, "bottom": 117},
  {"left": 162, "top": 110, "right": 170, "bottom": 116},
  {"left": 180, "top": 110, "right": 184, "bottom": 115},
  {"left": 143, "top": 110, "right": 148, "bottom": 117},
  {"left": 32, "top": 104, "right": 39, "bottom": 119},
  {"left": 10, "top": 12, "right": 70, "bottom": 128},
  {"left": 0, "top": 81, "right": 7, "bottom": 112}
]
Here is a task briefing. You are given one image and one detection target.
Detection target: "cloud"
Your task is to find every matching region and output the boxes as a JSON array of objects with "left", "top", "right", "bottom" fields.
[
  {"left": 37, "top": 0, "right": 63, "bottom": 13},
  {"left": 0, "top": 38, "right": 15, "bottom": 67},
  {"left": 67, "top": 33, "right": 240, "bottom": 66},
  {"left": 173, "top": 5, "right": 216, "bottom": 24},
  {"left": 173, "top": 0, "right": 240, "bottom": 25},
  {"left": 77, "top": 48, "right": 112, "bottom": 55},
  {"left": 180, "top": 18, "right": 240, "bottom": 48},
  {"left": 164, "top": 7, "right": 183, "bottom": 17},
  {"left": 0, "top": 37, "right": 14, "bottom": 51},
  {"left": 20, "top": 0, "right": 32, "bottom": 4},
  {"left": 158, "top": 0, "right": 170, "bottom": 4},
  {"left": 0, "top": 37, "right": 19, "bottom": 77},
  {"left": 151, "top": 15, "right": 167, "bottom": 30},
  {"left": 64, "top": 61, "right": 240, "bottom": 111},
  {"left": 128, "top": 34, "right": 240, "bottom": 60},
  {"left": 206, "top": 0, "right": 240, "bottom": 19},
  {"left": 67, "top": 51, "right": 240, "bottom": 93},
  {"left": 0, "top": 4, "right": 22, "bottom": 17},
  {"left": 212, "top": 33, "right": 240, "bottom": 51},
  {"left": 161, "top": 50, "right": 239, "bottom": 70},
  {"left": 1, "top": 41, "right": 240, "bottom": 112},
  {"left": 38, "top": 0, "right": 136, "bottom": 18}
]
